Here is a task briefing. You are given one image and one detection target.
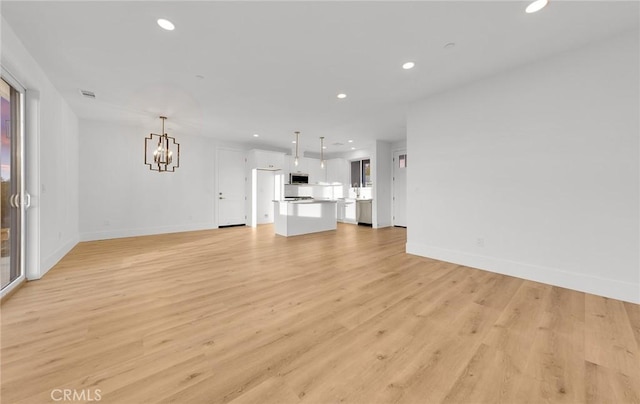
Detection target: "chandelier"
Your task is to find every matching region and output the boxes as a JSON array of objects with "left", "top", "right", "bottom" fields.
[{"left": 144, "top": 116, "right": 180, "bottom": 172}]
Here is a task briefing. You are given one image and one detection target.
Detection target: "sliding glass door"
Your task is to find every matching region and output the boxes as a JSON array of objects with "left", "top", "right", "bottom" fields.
[{"left": 0, "top": 76, "right": 25, "bottom": 292}]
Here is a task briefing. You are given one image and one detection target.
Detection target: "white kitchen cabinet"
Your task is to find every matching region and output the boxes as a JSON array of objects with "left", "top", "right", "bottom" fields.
[
  {"left": 341, "top": 199, "right": 357, "bottom": 224},
  {"left": 326, "top": 158, "right": 347, "bottom": 184},
  {"left": 248, "top": 149, "right": 285, "bottom": 170},
  {"left": 284, "top": 156, "right": 331, "bottom": 184},
  {"left": 305, "top": 157, "right": 324, "bottom": 184},
  {"left": 274, "top": 200, "right": 337, "bottom": 236},
  {"left": 287, "top": 155, "right": 308, "bottom": 175},
  {"left": 324, "top": 158, "right": 348, "bottom": 198},
  {"left": 337, "top": 201, "right": 345, "bottom": 221}
]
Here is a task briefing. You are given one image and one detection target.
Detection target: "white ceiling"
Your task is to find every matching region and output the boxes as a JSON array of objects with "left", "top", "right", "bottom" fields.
[{"left": 2, "top": 1, "right": 638, "bottom": 153}]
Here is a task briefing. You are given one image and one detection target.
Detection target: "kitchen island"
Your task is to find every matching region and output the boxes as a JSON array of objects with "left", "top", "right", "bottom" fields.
[{"left": 273, "top": 199, "right": 337, "bottom": 237}]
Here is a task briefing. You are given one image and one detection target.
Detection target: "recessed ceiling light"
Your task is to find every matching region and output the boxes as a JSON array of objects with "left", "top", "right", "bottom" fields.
[
  {"left": 322, "top": 146, "right": 327, "bottom": 149},
  {"left": 157, "top": 18, "right": 175, "bottom": 31},
  {"left": 348, "top": 140, "right": 353, "bottom": 143},
  {"left": 337, "top": 93, "right": 347, "bottom": 99},
  {"left": 351, "top": 147, "right": 356, "bottom": 150},
  {"left": 253, "top": 134, "right": 259, "bottom": 137},
  {"left": 526, "top": 0, "right": 548, "bottom": 13},
  {"left": 292, "top": 140, "right": 296, "bottom": 144},
  {"left": 444, "top": 42, "right": 456, "bottom": 49},
  {"left": 402, "top": 62, "right": 415, "bottom": 70}
]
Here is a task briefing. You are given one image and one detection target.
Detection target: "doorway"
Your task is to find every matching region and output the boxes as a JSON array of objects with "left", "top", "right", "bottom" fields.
[
  {"left": 0, "top": 76, "right": 26, "bottom": 293},
  {"left": 392, "top": 150, "right": 407, "bottom": 227},
  {"left": 216, "top": 148, "right": 246, "bottom": 227},
  {"left": 251, "top": 169, "right": 276, "bottom": 227}
]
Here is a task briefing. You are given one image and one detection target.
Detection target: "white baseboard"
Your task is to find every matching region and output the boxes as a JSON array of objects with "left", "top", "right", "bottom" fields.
[
  {"left": 406, "top": 242, "right": 640, "bottom": 304},
  {"left": 40, "top": 235, "right": 80, "bottom": 279},
  {"left": 80, "top": 223, "right": 217, "bottom": 242},
  {"left": 338, "top": 219, "right": 357, "bottom": 225}
]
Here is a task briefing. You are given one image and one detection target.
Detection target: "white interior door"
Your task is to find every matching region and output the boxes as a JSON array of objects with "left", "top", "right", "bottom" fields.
[
  {"left": 393, "top": 150, "right": 407, "bottom": 227},
  {"left": 217, "top": 148, "right": 246, "bottom": 226}
]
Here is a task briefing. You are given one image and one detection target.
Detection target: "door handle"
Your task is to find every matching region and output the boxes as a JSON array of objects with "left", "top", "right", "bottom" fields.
[
  {"left": 24, "top": 193, "right": 31, "bottom": 209},
  {"left": 219, "top": 197, "right": 225, "bottom": 199},
  {"left": 8, "top": 193, "right": 31, "bottom": 209}
]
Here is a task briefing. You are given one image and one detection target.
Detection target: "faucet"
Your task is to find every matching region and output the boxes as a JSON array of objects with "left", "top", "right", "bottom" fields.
[{"left": 353, "top": 184, "right": 360, "bottom": 199}]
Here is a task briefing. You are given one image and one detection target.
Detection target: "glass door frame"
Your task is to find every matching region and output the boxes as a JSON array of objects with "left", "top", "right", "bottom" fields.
[{"left": 0, "top": 67, "right": 26, "bottom": 297}]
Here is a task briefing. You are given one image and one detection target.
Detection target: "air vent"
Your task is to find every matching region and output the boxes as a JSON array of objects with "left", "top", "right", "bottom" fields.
[
  {"left": 332, "top": 142, "right": 344, "bottom": 146},
  {"left": 80, "top": 90, "right": 95, "bottom": 99}
]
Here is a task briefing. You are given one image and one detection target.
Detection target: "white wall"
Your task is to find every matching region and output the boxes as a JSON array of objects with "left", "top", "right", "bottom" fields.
[
  {"left": 340, "top": 148, "right": 372, "bottom": 163},
  {"left": 1, "top": 18, "right": 80, "bottom": 279},
  {"left": 79, "top": 120, "right": 216, "bottom": 240},
  {"left": 391, "top": 140, "right": 406, "bottom": 152},
  {"left": 406, "top": 30, "right": 639, "bottom": 303}
]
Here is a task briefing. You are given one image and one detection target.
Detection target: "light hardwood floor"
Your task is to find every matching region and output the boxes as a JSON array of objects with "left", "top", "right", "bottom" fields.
[{"left": 1, "top": 224, "right": 639, "bottom": 403}]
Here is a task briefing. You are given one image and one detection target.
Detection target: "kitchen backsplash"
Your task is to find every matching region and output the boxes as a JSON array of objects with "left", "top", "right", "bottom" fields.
[
  {"left": 348, "top": 187, "right": 372, "bottom": 199},
  {"left": 284, "top": 184, "right": 346, "bottom": 200},
  {"left": 282, "top": 184, "right": 371, "bottom": 200}
]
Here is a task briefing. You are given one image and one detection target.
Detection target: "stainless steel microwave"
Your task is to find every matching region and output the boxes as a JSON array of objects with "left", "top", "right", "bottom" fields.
[{"left": 289, "top": 173, "right": 309, "bottom": 184}]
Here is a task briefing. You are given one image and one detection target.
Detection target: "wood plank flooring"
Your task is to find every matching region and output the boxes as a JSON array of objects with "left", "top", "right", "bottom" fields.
[{"left": 1, "top": 224, "right": 639, "bottom": 403}]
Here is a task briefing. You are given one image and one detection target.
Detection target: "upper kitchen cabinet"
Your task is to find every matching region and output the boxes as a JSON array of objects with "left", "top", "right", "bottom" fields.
[
  {"left": 326, "top": 158, "right": 347, "bottom": 184},
  {"left": 285, "top": 156, "right": 339, "bottom": 184},
  {"left": 247, "top": 149, "right": 285, "bottom": 170},
  {"left": 286, "top": 154, "right": 308, "bottom": 175},
  {"left": 305, "top": 157, "right": 324, "bottom": 184}
]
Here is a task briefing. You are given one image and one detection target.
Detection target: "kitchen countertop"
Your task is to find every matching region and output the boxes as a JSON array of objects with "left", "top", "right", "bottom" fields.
[{"left": 274, "top": 199, "right": 337, "bottom": 204}]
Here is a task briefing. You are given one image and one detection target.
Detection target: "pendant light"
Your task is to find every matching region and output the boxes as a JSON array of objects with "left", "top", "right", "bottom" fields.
[
  {"left": 144, "top": 116, "right": 180, "bottom": 172},
  {"left": 294, "top": 131, "right": 300, "bottom": 167},
  {"left": 320, "top": 136, "right": 325, "bottom": 169}
]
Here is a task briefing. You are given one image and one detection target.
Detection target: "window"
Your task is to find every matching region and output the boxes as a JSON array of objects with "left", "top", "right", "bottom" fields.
[
  {"left": 398, "top": 154, "right": 407, "bottom": 168},
  {"left": 350, "top": 159, "right": 371, "bottom": 187}
]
